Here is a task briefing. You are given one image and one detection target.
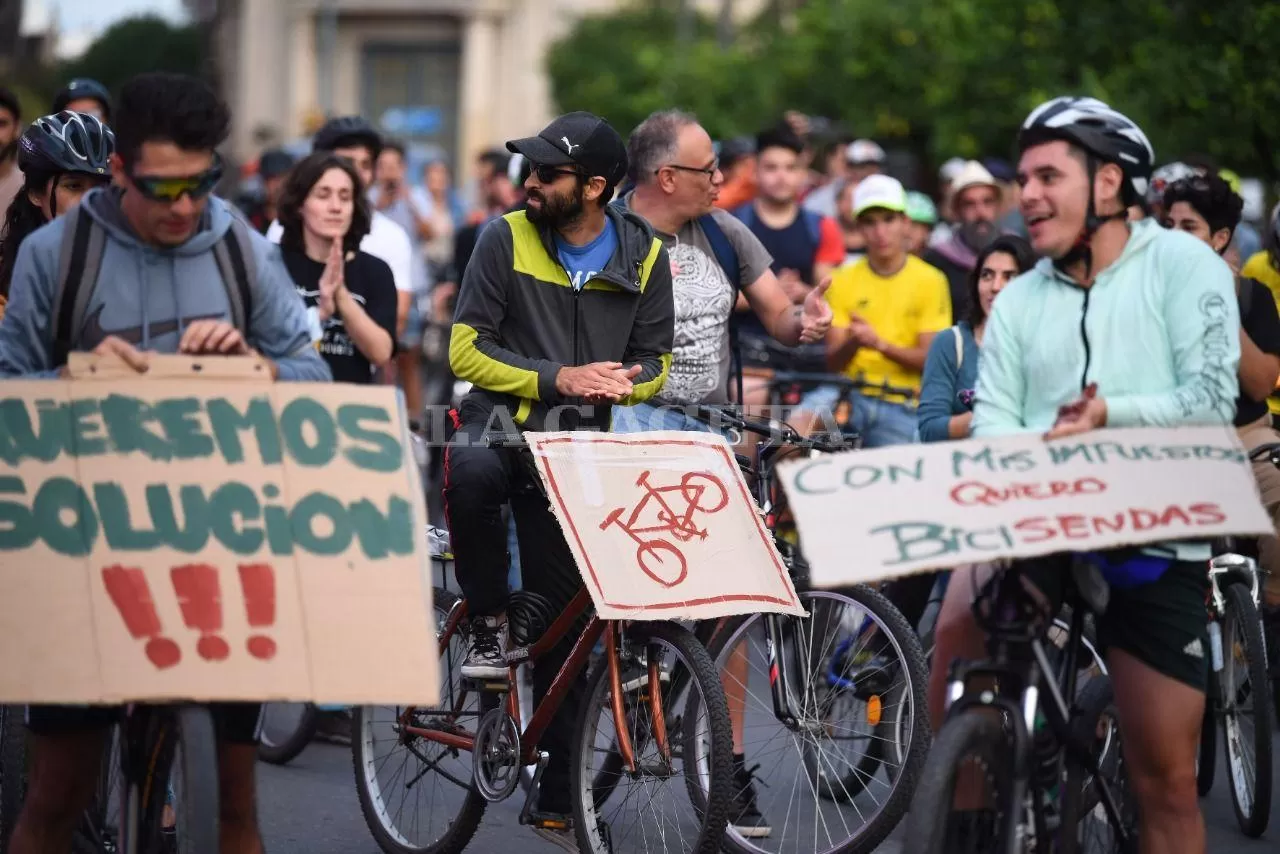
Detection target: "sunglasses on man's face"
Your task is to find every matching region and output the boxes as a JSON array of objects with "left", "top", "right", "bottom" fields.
[
  {"left": 127, "top": 157, "right": 224, "bottom": 203},
  {"left": 529, "top": 163, "right": 583, "bottom": 185}
]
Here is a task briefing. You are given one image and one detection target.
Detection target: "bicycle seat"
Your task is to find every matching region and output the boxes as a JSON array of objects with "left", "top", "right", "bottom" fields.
[
  {"left": 735, "top": 453, "right": 753, "bottom": 475},
  {"left": 1071, "top": 559, "right": 1110, "bottom": 615}
]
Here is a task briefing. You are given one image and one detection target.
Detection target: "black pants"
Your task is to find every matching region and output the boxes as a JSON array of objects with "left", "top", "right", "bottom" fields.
[{"left": 443, "top": 410, "right": 588, "bottom": 800}]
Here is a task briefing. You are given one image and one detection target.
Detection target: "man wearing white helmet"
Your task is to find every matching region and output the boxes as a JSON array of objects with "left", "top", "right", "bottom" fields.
[
  {"left": 923, "top": 159, "right": 1005, "bottom": 320},
  {"left": 930, "top": 97, "right": 1237, "bottom": 854}
]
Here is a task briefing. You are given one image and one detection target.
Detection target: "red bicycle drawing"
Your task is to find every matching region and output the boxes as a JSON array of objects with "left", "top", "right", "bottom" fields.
[{"left": 599, "top": 470, "right": 730, "bottom": 587}]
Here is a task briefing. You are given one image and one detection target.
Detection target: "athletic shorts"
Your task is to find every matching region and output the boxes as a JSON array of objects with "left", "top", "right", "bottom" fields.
[
  {"left": 26, "top": 703, "right": 263, "bottom": 745},
  {"left": 1022, "top": 554, "right": 1209, "bottom": 691}
]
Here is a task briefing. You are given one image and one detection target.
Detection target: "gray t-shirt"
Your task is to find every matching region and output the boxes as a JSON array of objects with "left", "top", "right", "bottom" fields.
[{"left": 623, "top": 197, "right": 772, "bottom": 404}]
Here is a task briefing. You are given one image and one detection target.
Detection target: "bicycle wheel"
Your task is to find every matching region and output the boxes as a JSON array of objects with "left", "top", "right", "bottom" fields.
[
  {"left": 901, "top": 711, "right": 1015, "bottom": 854},
  {"left": 352, "top": 587, "right": 491, "bottom": 854},
  {"left": 1219, "top": 582, "right": 1273, "bottom": 837},
  {"left": 0, "top": 706, "right": 27, "bottom": 852},
  {"left": 572, "top": 621, "right": 733, "bottom": 854},
  {"left": 1062, "top": 677, "right": 1138, "bottom": 854},
  {"left": 681, "top": 472, "right": 729, "bottom": 514},
  {"left": 257, "top": 703, "right": 319, "bottom": 765},
  {"left": 119, "top": 705, "right": 219, "bottom": 854},
  {"left": 706, "top": 585, "right": 929, "bottom": 854},
  {"left": 1196, "top": 667, "right": 1217, "bottom": 798}
]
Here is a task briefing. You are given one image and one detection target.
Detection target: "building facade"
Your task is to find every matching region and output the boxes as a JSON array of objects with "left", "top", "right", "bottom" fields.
[{"left": 213, "top": 0, "right": 762, "bottom": 180}]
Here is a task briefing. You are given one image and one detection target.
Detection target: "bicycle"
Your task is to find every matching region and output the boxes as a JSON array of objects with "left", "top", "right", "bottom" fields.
[
  {"left": 1193, "top": 441, "right": 1277, "bottom": 838},
  {"left": 0, "top": 703, "right": 218, "bottom": 854},
  {"left": 351, "top": 433, "right": 735, "bottom": 854},
  {"left": 903, "top": 556, "right": 1136, "bottom": 854},
  {"left": 678, "top": 404, "right": 932, "bottom": 854}
]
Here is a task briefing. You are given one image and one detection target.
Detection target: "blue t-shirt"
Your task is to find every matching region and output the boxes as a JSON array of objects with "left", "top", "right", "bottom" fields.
[{"left": 555, "top": 218, "right": 617, "bottom": 290}]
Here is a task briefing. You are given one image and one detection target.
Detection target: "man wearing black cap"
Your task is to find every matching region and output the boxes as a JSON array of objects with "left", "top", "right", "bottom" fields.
[
  {"left": 243, "top": 148, "right": 295, "bottom": 234},
  {"left": 51, "top": 78, "right": 112, "bottom": 124},
  {"left": 445, "top": 111, "right": 673, "bottom": 848}
]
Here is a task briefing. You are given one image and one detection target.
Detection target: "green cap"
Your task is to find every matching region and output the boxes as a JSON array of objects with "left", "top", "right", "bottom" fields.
[{"left": 905, "top": 191, "right": 938, "bottom": 225}]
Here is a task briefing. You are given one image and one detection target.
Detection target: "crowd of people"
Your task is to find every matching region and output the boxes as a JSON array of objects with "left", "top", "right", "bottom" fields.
[{"left": 0, "top": 67, "right": 1278, "bottom": 854}]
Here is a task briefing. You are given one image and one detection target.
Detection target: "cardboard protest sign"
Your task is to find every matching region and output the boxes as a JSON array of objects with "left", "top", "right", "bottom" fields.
[
  {"left": 527, "top": 431, "right": 804, "bottom": 620},
  {"left": 0, "top": 354, "right": 437, "bottom": 705},
  {"left": 779, "top": 426, "right": 1272, "bottom": 589}
]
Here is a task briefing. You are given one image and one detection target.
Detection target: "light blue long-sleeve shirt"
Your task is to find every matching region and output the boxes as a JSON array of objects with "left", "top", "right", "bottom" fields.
[
  {"left": 972, "top": 219, "right": 1239, "bottom": 560},
  {"left": 0, "top": 188, "right": 330, "bottom": 382}
]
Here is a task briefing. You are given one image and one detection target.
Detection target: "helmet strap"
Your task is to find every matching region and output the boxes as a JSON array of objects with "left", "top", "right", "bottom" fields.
[{"left": 1053, "top": 154, "right": 1127, "bottom": 283}]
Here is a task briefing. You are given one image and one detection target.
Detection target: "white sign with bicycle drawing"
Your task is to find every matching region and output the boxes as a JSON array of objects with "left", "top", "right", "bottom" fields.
[
  {"left": 527, "top": 431, "right": 805, "bottom": 619},
  {"left": 778, "top": 425, "right": 1274, "bottom": 588}
]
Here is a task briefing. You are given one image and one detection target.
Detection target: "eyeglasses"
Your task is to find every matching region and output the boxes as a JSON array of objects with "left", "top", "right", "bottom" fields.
[
  {"left": 658, "top": 160, "right": 720, "bottom": 178},
  {"left": 127, "top": 155, "right": 224, "bottom": 203},
  {"left": 529, "top": 163, "right": 583, "bottom": 184}
]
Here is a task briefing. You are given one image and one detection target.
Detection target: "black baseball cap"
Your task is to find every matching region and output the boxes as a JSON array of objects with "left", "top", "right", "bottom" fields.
[
  {"left": 258, "top": 148, "right": 295, "bottom": 179},
  {"left": 506, "top": 111, "right": 628, "bottom": 186}
]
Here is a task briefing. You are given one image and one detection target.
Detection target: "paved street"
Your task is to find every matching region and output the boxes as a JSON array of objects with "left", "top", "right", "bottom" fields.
[{"left": 258, "top": 729, "right": 1279, "bottom": 853}]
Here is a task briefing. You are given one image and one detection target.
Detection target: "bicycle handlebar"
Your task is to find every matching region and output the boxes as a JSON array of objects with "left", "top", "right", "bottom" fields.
[
  {"left": 691, "top": 405, "right": 851, "bottom": 454},
  {"left": 1249, "top": 442, "right": 1280, "bottom": 466},
  {"left": 768, "top": 371, "right": 919, "bottom": 401}
]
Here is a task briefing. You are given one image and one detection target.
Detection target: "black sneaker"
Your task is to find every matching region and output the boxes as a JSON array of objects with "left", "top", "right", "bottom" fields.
[
  {"left": 731, "top": 761, "right": 772, "bottom": 838},
  {"left": 461, "top": 616, "right": 508, "bottom": 679},
  {"left": 314, "top": 709, "right": 352, "bottom": 745}
]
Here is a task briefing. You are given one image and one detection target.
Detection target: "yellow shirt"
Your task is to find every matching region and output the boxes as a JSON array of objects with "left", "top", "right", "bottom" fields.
[
  {"left": 1242, "top": 251, "right": 1280, "bottom": 416},
  {"left": 826, "top": 255, "right": 951, "bottom": 395}
]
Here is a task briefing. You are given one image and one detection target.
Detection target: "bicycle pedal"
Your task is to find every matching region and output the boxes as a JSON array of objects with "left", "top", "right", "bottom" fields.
[
  {"left": 529, "top": 811, "right": 573, "bottom": 831},
  {"left": 464, "top": 677, "right": 511, "bottom": 692}
]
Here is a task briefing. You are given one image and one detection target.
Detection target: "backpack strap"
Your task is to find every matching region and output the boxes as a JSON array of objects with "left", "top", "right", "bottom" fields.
[
  {"left": 51, "top": 207, "right": 107, "bottom": 368},
  {"left": 952, "top": 324, "right": 964, "bottom": 371},
  {"left": 697, "top": 213, "right": 745, "bottom": 404},
  {"left": 1239, "top": 277, "right": 1256, "bottom": 321},
  {"left": 212, "top": 216, "right": 256, "bottom": 335}
]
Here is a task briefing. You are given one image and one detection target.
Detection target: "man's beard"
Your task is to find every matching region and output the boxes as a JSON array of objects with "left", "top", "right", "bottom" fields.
[
  {"left": 957, "top": 218, "right": 997, "bottom": 252},
  {"left": 527, "top": 183, "right": 585, "bottom": 229}
]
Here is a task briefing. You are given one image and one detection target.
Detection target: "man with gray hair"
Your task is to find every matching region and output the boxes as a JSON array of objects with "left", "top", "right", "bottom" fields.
[
  {"left": 614, "top": 110, "right": 831, "bottom": 840},
  {"left": 615, "top": 110, "right": 831, "bottom": 430}
]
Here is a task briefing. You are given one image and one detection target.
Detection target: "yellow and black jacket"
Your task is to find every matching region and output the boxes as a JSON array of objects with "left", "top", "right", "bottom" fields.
[{"left": 449, "top": 206, "right": 674, "bottom": 430}]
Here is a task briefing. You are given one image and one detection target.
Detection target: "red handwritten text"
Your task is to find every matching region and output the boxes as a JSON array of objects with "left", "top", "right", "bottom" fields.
[{"left": 950, "top": 477, "right": 1108, "bottom": 507}]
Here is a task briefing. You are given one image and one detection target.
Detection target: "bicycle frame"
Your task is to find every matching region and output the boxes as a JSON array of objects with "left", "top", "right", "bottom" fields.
[
  {"left": 944, "top": 567, "right": 1133, "bottom": 854},
  {"left": 403, "top": 586, "right": 661, "bottom": 773}
]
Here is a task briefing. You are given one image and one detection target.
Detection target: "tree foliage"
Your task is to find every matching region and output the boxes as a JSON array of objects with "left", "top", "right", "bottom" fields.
[
  {"left": 547, "top": 0, "right": 1280, "bottom": 181},
  {"left": 59, "top": 15, "right": 206, "bottom": 98}
]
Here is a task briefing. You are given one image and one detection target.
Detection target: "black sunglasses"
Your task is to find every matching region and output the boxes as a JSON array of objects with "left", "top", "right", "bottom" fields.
[
  {"left": 127, "top": 155, "right": 224, "bottom": 203},
  {"left": 529, "top": 163, "right": 584, "bottom": 184}
]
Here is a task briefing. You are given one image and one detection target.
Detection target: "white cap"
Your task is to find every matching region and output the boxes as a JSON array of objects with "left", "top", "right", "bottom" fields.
[
  {"left": 949, "top": 160, "right": 1001, "bottom": 201},
  {"left": 853, "top": 174, "right": 907, "bottom": 217},
  {"left": 846, "top": 139, "right": 886, "bottom": 165},
  {"left": 938, "top": 157, "right": 967, "bottom": 183}
]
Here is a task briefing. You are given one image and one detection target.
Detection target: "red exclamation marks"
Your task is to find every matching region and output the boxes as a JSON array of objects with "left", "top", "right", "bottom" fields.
[
  {"left": 238, "top": 563, "right": 277, "bottom": 660},
  {"left": 102, "top": 565, "right": 181, "bottom": 669},
  {"left": 170, "top": 564, "right": 229, "bottom": 662}
]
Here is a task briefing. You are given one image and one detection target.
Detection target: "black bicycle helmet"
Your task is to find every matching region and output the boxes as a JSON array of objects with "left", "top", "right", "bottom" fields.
[
  {"left": 52, "top": 78, "right": 112, "bottom": 121},
  {"left": 312, "top": 115, "right": 383, "bottom": 157},
  {"left": 18, "top": 111, "right": 115, "bottom": 177},
  {"left": 1018, "top": 96, "right": 1154, "bottom": 205}
]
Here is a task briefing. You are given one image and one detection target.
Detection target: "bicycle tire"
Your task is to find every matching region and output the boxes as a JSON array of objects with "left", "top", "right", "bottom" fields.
[
  {"left": 352, "top": 587, "right": 491, "bottom": 854},
  {"left": 901, "top": 711, "right": 1015, "bottom": 854},
  {"left": 122, "top": 705, "right": 219, "bottom": 854},
  {"left": 0, "top": 706, "right": 27, "bottom": 853},
  {"left": 1062, "top": 676, "right": 1137, "bottom": 854},
  {"left": 705, "top": 585, "right": 930, "bottom": 854},
  {"left": 256, "top": 703, "right": 319, "bottom": 766},
  {"left": 72, "top": 727, "right": 121, "bottom": 854},
  {"left": 1196, "top": 666, "right": 1217, "bottom": 797},
  {"left": 572, "top": 621, "right": 733, "bottom": 854},
  {"left": 1220, "top": 582, "right": 1272, "bottom": 837}
]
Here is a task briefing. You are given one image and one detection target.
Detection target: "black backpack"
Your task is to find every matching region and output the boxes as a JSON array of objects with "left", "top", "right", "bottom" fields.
[{"left": 50, "top": 206, "right": 256, "bottom": 367}]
